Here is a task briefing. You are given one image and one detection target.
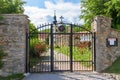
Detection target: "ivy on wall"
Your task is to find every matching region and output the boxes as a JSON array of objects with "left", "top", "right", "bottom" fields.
[
  {"left": 0, "top": 47, "right": 6, "bottom": 69},
  {"left": 0, "top": 15, "right": 4, "bottom": 25}
]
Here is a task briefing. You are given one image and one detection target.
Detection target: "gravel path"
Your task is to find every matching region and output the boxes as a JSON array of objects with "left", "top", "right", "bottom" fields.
[{"left": 24, "top": 72, "right": 117, "bottom": 80}]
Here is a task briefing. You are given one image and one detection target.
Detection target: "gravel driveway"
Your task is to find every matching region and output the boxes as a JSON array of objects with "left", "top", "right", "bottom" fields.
[
  {"left": 27, "top": 50, "right": 119, "bottom": 80},
  {"left": 23, "top": 72, "right": 117, "bottom": 80}
]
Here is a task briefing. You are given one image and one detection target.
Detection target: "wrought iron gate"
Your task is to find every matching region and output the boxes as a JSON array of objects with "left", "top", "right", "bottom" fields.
[{"left": 27, "top": 17, "right": 95, "bottom": 73}]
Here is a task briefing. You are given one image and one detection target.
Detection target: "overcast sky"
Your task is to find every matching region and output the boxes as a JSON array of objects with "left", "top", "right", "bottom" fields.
[{"left": 23, "top": 0, "right": 83, "bottom": 26}]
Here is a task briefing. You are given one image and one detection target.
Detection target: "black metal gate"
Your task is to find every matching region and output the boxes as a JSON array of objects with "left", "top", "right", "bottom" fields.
[{"left": 27, "top": 17, "right": 95, "bottom": 73}]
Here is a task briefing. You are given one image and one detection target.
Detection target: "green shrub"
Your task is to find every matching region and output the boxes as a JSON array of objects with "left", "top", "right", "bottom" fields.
[
  {"left": 29, "top": 38, "right": 47, "bottom": 67},
  {"left": 29, "top": 56, "right": 39, "bottom": 68},
  {"left": 29, "top": 38, "right": 40, "bottom": 57}
]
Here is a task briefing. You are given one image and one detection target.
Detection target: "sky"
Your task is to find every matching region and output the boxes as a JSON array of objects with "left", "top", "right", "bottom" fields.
[{"left": 23, "top": 0, "right": 83, "bottom": 26}]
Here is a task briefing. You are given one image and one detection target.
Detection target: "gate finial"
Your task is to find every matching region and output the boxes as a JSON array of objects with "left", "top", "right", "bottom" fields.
[
  {"left": 53, "top": 10, "right": 57, "bottom": 25},
  {"left": 60, "top": 16, "right": 64, "bottom": 23}
]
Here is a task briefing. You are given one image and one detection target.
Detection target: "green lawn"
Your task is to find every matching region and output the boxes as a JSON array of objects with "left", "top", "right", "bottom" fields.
[
  {"left": 55, "top": 46, "right": 92, "bottom": 61},
  {"left": 103, "top": 57, "right": 120, "bottom": 73},
  {"left": 55, "top": 46, "right": 92, "bottom": 67}
]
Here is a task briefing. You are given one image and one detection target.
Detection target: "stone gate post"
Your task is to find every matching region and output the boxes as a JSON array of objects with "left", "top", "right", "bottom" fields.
[
  {"left": 92, "top": 16, "right": 120, "bottom": 72},
  {"left": 0, "top": 14, "right": 29, "bottom": 76}
]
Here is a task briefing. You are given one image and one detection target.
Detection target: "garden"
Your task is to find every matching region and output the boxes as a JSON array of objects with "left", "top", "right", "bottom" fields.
[{"left": 55, "top": 42, "right": 92, "bottom": 67}]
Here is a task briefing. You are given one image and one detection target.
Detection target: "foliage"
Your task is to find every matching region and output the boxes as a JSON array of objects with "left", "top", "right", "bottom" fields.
[
  {"left": 0, "top": 0, "right": 26, "bottom": 14},
  {"left": 29, "top": 23, "right": 38, "bottom": 38},
  {"left": 30, "top": 38, "right": 47, "bottom": 56},
  {"left": 73, "top": 47, "right": 92, "bottom": 60},
  {"left": 104, "top": 57, "right": 120, "bottom": 73},
  {"left": 0, "top": 14, "right": 4, "bottom": 24},
  {"left": 0, "top": 47, "right": 6, "bottom": 69},
  {"left": 80, "top": 0, "right": 120, "bottom": 30},
  {"left": 0, "top": 73, "right": 24, "bottom": 80},
  {"left": 0, "top": 0, "right": 26, "bottom": 22},
  {"left": 45, "top": 35, "right": 49, "bottom": 45},
  {"left": 29, "top": 56, "right": 39, "bottom": 68},
  {"left": 29, "top": 38, "right": 40, "bottom": 67},
  {"left": 40, "top": 29, "right": 50, "bottom": 33},
  {"left": 30, "top": 38, "right": 40, "bottom": 57},
  {"left": 55, "top": 46, "right": 92, "bottom": 66},
  {"left": 104, "top": 0, "right": 120, "bottom": 29},
  {"left": 29, "top": 38, "right": 47, "bottom": 67},
  {"left": 29, "top": 23, "right": 38, "bottom": 33},
  {"left": 73, "top": 26, "right": 83, "bottom": 32},
  {"left": 29, "top": 24, "right": 49, "bottom": 68},
  {"left": 34, "top": 42, "right": 47, "bottom": 56},
  {"left": 72, "top": 25, "right": 90, "bottom": 32},
  {"left": 0, "top": 15, "right": 3, "bottom": 20}
]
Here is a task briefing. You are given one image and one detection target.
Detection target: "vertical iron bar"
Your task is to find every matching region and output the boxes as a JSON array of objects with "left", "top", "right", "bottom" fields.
[
  {"left": 70, "top": 24, "right": 73, "bottom": 72},
  {"left": 25, "top": 31, "right": 29, "bottom": 73},
  {"left": 93, "top": 32, "right": 96, "bottom": 71},
  {"left": 50, "top": 24, "right": 54, "bottom": 72},
  {"left": 28, "top": 33, "right": 30, "bottom": 72}
]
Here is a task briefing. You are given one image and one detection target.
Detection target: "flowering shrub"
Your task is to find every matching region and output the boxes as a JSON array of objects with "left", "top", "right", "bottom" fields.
[
  {"left": 34, "top": 42, "right": 46, "bottom": 56},
  {"left": 75, "top": 41, "right": 91, "bottom": 55},
  {"left": 76, "top": 41, "right": 91, "bottom": 49}
]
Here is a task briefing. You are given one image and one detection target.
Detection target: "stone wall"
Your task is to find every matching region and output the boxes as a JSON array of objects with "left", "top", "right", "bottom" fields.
[
  {"left": 0, "top": 14, "right": 29, "bottom": 76},
  {"left": 92, "top": 16, "right": 120, "bottom": 72}
]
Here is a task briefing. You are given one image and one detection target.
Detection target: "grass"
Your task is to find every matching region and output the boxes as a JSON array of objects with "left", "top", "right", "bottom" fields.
[
  {"left": 72, "top": 47, "right": 92, "bottom": 61},
  {"left": 55, "top": 46, "right": 92, "bottom": 67},
  {"left": 55, "top": 46, "right": 92, "bottom": 60},
  {"left": 0, "top": 73, "right": 24, "bottom": 80},
  {"left": 103, "top": 57, "right": 120, "bottom": 73}
]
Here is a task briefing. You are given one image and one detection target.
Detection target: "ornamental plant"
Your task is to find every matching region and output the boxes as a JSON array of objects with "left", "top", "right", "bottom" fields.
[{"left": 34, "top": 42, "right": 47, "bottom": 57}]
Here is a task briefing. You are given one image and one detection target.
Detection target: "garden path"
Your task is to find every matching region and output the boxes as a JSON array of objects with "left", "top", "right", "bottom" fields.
[{"left": 31, "top": 49, "right": 91, "bottom": 72}]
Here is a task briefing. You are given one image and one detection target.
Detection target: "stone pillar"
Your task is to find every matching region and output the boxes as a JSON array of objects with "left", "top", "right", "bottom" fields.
[
  {"left": 92, "top": 16, "right": 120, "bottom": 72},
  {"left": 92, "top": 16, "right": 112, "bottom": 72},
  {"left": 0, "top": 14, "right": 29, "bottom": 76}
]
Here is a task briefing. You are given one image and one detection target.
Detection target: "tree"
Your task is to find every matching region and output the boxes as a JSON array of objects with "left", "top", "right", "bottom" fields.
[
  {"left": 0, "top": 0, "right": 26, "bottom": 14},
  {"left": 80, "top": 0, "right": 120, "bottom": 30},
  {"left": 104, "top": 0, "right": 120, "bottom": 29},
  {"left": 29, "top": 23, "right": 36, "bottom": 32},
  {"left": 29, "top": 23, "right": 38, "bottom": 38}
]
